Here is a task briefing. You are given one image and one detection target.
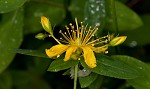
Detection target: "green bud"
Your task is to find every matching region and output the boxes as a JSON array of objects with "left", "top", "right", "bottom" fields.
[
  {"left": 35, "top": 33, "right": 47, "bottom": 40},
  {"left": 109, "top": 36, "right": 127, "bottom": 46},
  {"left": 41, "top": 16, "right": 53, "bottom": 35}
]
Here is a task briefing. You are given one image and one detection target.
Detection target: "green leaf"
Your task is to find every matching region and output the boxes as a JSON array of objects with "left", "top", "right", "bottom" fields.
[
  {"left": 84, "top": 0, "right": 106, "bottom": 36},
  {"left": 70, "top": 0, "right": 143, "bottom": 31},
  {"left": 11, "top": 70, "right": 52, "bottom": 89},
  {"left": 24, "top": 1, "right": 65, "bottom": 34},
  {"left": 0, "top": 71, "right": 12, "bottom": 89},
  {"left": 124, "top": 14, "right": 150, "bottom": 46},
  {"left": 69, "top": 0, "right": 86, "bottom": 22},
  {"left": 15, "top": 49, "right": 48, "bottom": 58},
  {"left": 0, "top": 0, "right": 26, "bottom": 13},
  {"left": 79, "top": 73, "right": 98, "bottom": 88},
  {"left": 0, "top": 9, "right": 23, "bottom": 73},
  {"left": 88, "top": 75, "right": 103, "bottom": 89},
  {"left": 116, "top": 1, "right": 143, "bottom": 31},
  {"left": 105, "top": 1, "right": 143, "bottom": 31},
  {"left": 80, "top": 54, "right": 139, "bottom": 79},
  {"left": 111, "top": 55, "right": 150, "bottom": 89},
  {"left": 48, "top": 58, "right": 79, "bottom": 72}
]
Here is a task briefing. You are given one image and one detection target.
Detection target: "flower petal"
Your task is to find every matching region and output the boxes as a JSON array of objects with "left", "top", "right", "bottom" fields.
[
  {"left": 64, "top": 46, "right": 78, "bottom": 61},
  {"left": 81, "top": 46, "right": 96, "bottom": 68},
  {"left": 45, "top": 44, "right": 69, "bottom": 58},
  {"left": 92, "top": 45, "right": 108, "bottom": 53}
]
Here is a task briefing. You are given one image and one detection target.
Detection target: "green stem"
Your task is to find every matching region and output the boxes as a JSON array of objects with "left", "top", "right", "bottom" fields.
[
  {"left": 74, "top": 64, "right": 78, "bottom": 89},
  {"left": 110, "top": 0, "right": 120, "bottom": 54},
  {"left": 111, "top": 0, "right": 118, "bottom": 33},
  {"left": 51, "top": 35, "right": 61, "bottom": 44}
]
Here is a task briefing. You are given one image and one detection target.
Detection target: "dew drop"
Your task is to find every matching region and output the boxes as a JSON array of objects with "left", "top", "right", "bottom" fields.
[
  {"left": 139, "top": 67, "right": 143, "bottom": 70},
  {"left": 96, "top": 23, "right": 100, "bottom": 26},
  {"left": 84, "top": 17, "right": 88, "bottom": 21},
  {"left": 129, "top": 41, "right": 137, "bottom": 47},
  {"left": 14, "top": 20, "right": 18, "bottom": 24},
  {"left": 96, "top": 6, "right": 99, "bottom": 11},
  {"left": 11, "top": 39, "right": 16, "bottom": 42},
  {"left": 90, "top": 4, "right": 94, "bottom": 8},
  {"left": 100, "top": 3, "right": 104, "bottom": 6},
  {"left": 91, "top": 10, "right": 95, "bottom": 14},
  {"left": 5, "top": 1, "right": 8, "bottom": 4}
]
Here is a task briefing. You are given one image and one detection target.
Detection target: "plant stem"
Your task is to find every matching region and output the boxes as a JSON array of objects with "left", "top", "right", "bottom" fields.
[
  {"left": 74, "top": 64, "right": 78, "bottom": 89},
  {"left": 111, "top": 0, "right": 118, "bottom": 33},
  {"left": 51, "top": 35, "right": 61, "bottom": 44}
]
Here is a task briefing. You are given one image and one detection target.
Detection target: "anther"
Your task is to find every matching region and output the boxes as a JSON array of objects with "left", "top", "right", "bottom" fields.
[
  {"left": 59, "top": 30, "right": 62, "bottom": 33},
  {"left": 65, "top": 26, "right": 69, "bottom": 30},
  {"left": 57, "top": 55, "right": 60, "bottom": 58},
  {"left": 69, "top": 23, "right": 72, "bottom": 26},
  {"left": 105, "top": 51, "right": 108, "bottom": 54},
  {"left": 78, "top": 58, "right": 80, "bottom": 60}
]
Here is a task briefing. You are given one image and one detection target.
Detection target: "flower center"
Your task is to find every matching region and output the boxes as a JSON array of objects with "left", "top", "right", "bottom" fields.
[{"left": 74, "top": 38, "right": 81, "bottom": 46}]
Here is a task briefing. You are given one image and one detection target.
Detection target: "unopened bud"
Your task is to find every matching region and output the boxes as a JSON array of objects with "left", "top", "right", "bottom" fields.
[
  {"left": 35, "top": 33, "right": 47, "bottom": 40},
  {"left": 41, "top": 16, "right": 53, "bottom": 34},
  {"left": 109, "top": 36, "right": 127, "bottom": 46}
]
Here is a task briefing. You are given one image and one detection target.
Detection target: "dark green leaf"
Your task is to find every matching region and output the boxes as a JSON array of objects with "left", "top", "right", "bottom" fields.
[
  {"left": 70, "top": 0, "right": 143, "bottom": 31},
  {"left": 79, "top": 73, "right": 98, "bottom": 88},
  {"left": 111, "top": 55, "right": 150, "bottom": 89},
  {"left": 0, "top": 71, "right": 12, "bottom": 89},
  {"left": 69, "top": 0, "right": 86, "bottom": 22},
  {"left": 80, "top": 54, "right": 139, "bottom": 79},
  {"left": 0, "top": 0, "right": 26, "bottom": 13},
  {"left": 84, "top": 0, "right": 106, "bottom": 36},
  {"left": 15, "top": 49, "right": 48, "bottom": 58},
  {"left": 88, "top": 75, "right": 103, "bottom": 89},
  {"left": 0, "top": 9, "right": 23, "bottom": 73},
  {"left": 24, "top": 1, "right": 65, "bottom": 34},
  {"left": 124, "top": 14, "right": 150, "bottom": 46},
  {"left": 105, "top": 1, "right": 143, "bottom": 31},
  {"left": 48, "top": 58, "right": 79, "bottom": 72},
  {"left": 11, "top": 70, "right": 52, "bottom": 89}
]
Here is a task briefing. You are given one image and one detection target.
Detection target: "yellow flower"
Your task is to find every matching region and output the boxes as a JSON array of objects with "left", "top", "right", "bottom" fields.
[{"left": 45, "top": 18, "right": 109, "bottom": 68}]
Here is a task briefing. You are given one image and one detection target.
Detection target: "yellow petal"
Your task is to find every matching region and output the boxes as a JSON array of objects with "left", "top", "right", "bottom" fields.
[
  {"left": 92, "top": 45, "right": 108, "bottom": 53},
  {"left": 64, "top": 46, "right": 78, "bottom": 61},
  {"left": 81, "top": 46, "right": 96, "bottom": 68},
  {"left": 45, "top": 44, "right": 69, "bottom": 58}
]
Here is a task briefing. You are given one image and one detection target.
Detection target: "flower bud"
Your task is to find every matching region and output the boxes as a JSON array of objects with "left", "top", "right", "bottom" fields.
[
  {"left": 41, "top": 16, "right": 53, "bottom": 35},
  {"left": 109, "top": 36, "right": 127, "bottom": 46},
  {"left": 35, "top": 33, "right": 47, "bottom": 40}
]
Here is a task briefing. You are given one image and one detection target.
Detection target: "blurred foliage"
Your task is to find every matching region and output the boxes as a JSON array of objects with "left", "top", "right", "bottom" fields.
[{"left": 0, "top": 0, "right": 150, "bottom": 89}]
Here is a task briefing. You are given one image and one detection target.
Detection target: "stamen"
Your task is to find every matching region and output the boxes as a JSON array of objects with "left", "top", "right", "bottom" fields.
[
  {"left": 65, "top": 26, "right": 73, "bottom": 41},
  {"left": 82, "top": 26, "right": 98, "bottom": 45},
  {"left": 57, "top": 55, "right": 60, "bottom": 58},
  {"left": 75, "top": 18, "right": 79, "bottom": 38}
]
